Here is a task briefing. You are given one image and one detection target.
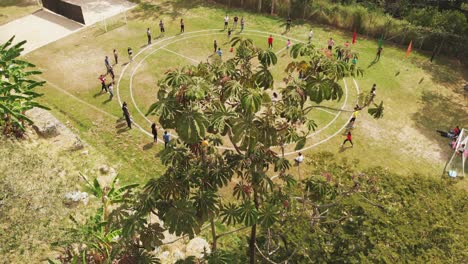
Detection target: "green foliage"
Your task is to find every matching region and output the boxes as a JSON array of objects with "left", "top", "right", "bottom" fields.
[
  {"left": 0, "top": 36, "right": 48, "bottom": 136},
  {"left": 139, "top": 38, "right": 370, "bottom": 263},
  {"left": 249, "top": 152, "right": 468, "bottom": 263}
]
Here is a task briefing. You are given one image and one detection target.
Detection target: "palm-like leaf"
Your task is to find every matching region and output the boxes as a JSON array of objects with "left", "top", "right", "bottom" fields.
[
  {"left": 220, "top": 203, "right": 240, "bottom": 225},
  {"left": 163, "top": 200, "right": 200, "bottom": 238},
  {"left": 258, "top": 203, "right": 280, "bottom": 228},
  {"left": 257, "top": 49, "right": 277, "bottom": 66},
  {"left": 237, "top": 201, "right": 258, "bottom": 226}
]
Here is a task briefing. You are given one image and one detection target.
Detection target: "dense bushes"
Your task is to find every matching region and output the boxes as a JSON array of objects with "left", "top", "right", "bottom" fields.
[
  {"left": 223, "top": 152, "right": 468, "bottom": 263},
  {"left": 212, "top": 0, "right": 468, "bottom": 61}
]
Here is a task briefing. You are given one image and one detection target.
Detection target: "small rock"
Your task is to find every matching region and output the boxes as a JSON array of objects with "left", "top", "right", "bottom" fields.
[
  {"left": 159, "top": 251, "right": 170, "bottom": 261},
  {"left": 173, "top": 249, "right": 185, "bottom": 260},
  {"left": 99, "top": 165, "right": 110, "bottom": 174},
  {"left": 33, "top": 120, "right": 60, "bottom": 138},
  {"left": 71, "top": 137, "right": 85, "bottom": 151},
  {"left": 64, "top": 191, "right": 89, "bottom": 206},
  {"left": 186, "top": 237, "right": 211, "bottom": 258}
]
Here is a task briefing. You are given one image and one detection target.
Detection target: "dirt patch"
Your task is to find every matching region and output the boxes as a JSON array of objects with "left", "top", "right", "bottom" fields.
[{"left": 0, "top": 109, "right": 112, "bottom": 262}]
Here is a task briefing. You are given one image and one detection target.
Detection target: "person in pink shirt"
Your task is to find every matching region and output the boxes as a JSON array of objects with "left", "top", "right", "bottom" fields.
[{"left": 327, "top": 38, "right": 335, "bottom": 51}]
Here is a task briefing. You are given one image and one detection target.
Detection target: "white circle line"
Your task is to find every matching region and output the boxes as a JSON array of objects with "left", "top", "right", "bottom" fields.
[{"left": 116, "top": 29, "right": 357, "bottom": 153}]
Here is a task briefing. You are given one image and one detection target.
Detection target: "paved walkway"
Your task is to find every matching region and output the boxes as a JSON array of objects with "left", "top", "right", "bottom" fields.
[
  {"left": 0, "top": 0, "right": 135, "bottom": 54},
  {"left": 0, "top": 9, "right": 82, "bottom": 54}
]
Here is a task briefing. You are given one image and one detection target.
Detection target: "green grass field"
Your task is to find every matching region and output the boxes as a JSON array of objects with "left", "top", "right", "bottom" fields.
[
  {"left": 21, "top": 0, "right": 468, "bottom": 188},
  {"left": 0, "top": 0, "right": 39, "bottom": 25}
]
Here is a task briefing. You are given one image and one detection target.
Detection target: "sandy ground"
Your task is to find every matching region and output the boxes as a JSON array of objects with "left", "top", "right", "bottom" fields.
[
  {"left": 0, "top": 9, "right": 82, "bottom": 54},
  {"left": 0, "top": 0, "right": 135, "bottom": 54}
]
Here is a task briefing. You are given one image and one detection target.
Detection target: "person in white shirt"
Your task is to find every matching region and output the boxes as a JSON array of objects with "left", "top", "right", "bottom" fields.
[
  {"left": 224, "top": 15, "right": 229, "bottom": 30},
  {"left": 308, "top": 30, "right": 313, "bottom": 43},
  {"left": 295, "top": 152, "right": 304, "bottom": 165}
]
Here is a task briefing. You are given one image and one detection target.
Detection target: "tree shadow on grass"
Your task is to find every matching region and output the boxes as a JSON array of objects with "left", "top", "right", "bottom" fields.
[
  {"left": 411, "top": 57, "right": 468, "bottom": 91},
  {"left": 130, "top": 0, "right": 205, "bottom": 21},
  {"left": 412, "top": 90, "right": 468, "bottom": 157}
]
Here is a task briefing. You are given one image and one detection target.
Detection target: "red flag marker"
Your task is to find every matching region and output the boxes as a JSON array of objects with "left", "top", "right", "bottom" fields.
[{"left": 405, "top": 40, "right": 412, "bottom": 57}]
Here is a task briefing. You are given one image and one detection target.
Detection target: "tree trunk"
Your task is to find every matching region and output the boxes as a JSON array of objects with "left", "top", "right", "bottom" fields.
[
  {"left": 303, "top": 1, "right": 308, "bottom": 19},
  {"left": 210, "top": 217, "right": 217, "bottom": 251},
  {"left": 249, "top": 188, "right": 260, "bottom": 264},
  {"left": 257, "top": 0, "right": 262, "bottom": 13},
  {"left": 271, "top": 0, "right": 275, "bottom": 15},
  {"left": 249, "top": 224, "right": 257, "bottom": 264},
  {"left": 241, "top": 0, "right": 244, "bottom": 8}
]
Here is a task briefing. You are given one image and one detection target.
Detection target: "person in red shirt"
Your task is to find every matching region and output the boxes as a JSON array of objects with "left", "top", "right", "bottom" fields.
[
  {"left": 342, "top": 131, "right": 353, "bottom": 147},
  {"left": 268, "top": 35, "right": 273, "bottom": 49},
  {"left": 453, "top": 126, "right": 460, "bottom": 136},
  {"left": 98, "top": 74, "right": 107, "bottom": 93}
]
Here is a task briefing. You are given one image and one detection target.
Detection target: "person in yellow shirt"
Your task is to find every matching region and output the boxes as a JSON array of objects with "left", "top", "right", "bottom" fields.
[{"left": 201, "top": 138, "right": 209, "bottom": 148}]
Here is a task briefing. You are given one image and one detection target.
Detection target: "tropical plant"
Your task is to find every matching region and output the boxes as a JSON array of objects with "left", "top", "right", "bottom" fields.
[
  {"left": 0, "top": 36, "right": 48, "bottom": 137},
  {"left": 48, "top": 175, "right": 162, "bottom": 263},
  {"left": 139, "top": 38, "right": 375, "bottom": 263}
]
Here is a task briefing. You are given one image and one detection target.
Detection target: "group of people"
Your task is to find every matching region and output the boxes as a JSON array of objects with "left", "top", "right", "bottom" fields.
[{"left": 224, "top": 15, "right": 245, "bottom": 32}]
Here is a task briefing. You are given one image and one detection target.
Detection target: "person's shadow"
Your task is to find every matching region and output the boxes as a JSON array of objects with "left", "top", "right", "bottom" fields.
[
  {"left": 339, "top": 145, "right": 353, "bottom": 153},
  {"left": 117, "top": 127, "right": 129, "bottom": 134},
  {"left": 367, "top": 59, "right": 378, "bottom": 68},
  {"left": 143, "top": 142, "right": 154, "bottom": 150},
  {"left": 102, "top": 98, "right": 112, "bottom": 104}
]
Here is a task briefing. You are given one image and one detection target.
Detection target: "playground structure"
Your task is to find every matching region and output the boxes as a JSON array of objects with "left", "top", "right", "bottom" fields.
[{"left": 444, "top": 128, "right": 468, "bottom": 178}]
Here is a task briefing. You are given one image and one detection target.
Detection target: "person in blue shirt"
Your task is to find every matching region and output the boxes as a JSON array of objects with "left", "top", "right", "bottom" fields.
[
  {"left": 163, "top": 131, "right": 170, "bottom": 148},
  {"left": 217, "top": 48, "right": 223, "bottom": 57}
]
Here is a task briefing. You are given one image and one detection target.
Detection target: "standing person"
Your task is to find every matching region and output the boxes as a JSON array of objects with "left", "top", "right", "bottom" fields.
[
  {"left": 370, "top": 84, "right": 376, "bottom": 96},
  {"left": 344, "top": 51, "right": 351, "bottom": 63},
  {"left": 213, "top": 40, "right": 218, "bottom": 53},
  {"left": 159, "top": 20, "right": 165, "bottom": 33},
  {"left": 217, "top": 48, "right": 223, "bottom": 57},
  {"left": 344, "top": 41, "right": 350, "bottom": 47},
  {"left": 104, "top": 56, "right": 111, "bottom": 72},
  {"left": 308, "top": 29, "right": 313, "bottom": 43},
  {"left": 327, "top": 38, "right": 335, "bottom": 51},
  {"left": 286, "top": 39, "right": 291, "bottom": 49},
  {"left": 122, "top": 102, "right": 132, "bottom": 129},
  {"left": 352, "top": 55, "right": 358, "bottom": 66},
  {"left": 349, "top": 109, "right": 359, "bottom": 127},
  {"left": 337, "top": 48, "right": 343, "bottom": 60},
  {"left": 113, "top": 49, "right": 118, "bottom": 64},
  {"left": 108, "top": 66, "right": 115, "bottom": 81},
  {"left": 272, "top": 92, "right": 279, "bottom": 103},
  {"left": 147, "top": 28, "right": 152, "bottom": 45},
  {"left": 233, "top": 16, "right": 238, "bottom": 30},
  {"left": 268, "top": 35, "right": 274, "bottom": 49},
  {"left": 108, "top": 82, "right": 114, "bottom": 100},
  {"left": 294, "top": 152, "right": 304, "bottom": 165},
  {"left": 99, "top": 74, "right": 107, "bottom": 93},
  {"left": 286, "top": 16, "right": 292, "bottom": 32},
  {"left": 224, "top": 14, "right": 229, "bottom": 30},
  {"left": 240, "top": 17, "right": 245, "bottom": 32},
  {"left": 227, "top": 28, "right": 232, "bottom": 38},
  {"left": 180, "top": 19, "right": 185, "bottom": 33},
  {"left": 163, "top": 131, "right": 170, "bottom": 148},
  {"left": 127, "top": 47, "right": 133, "bottom": 62},
  {"left": 151, "top": 123, "right": 158, "bottom": 143},
  {"left": 375, "top": 46, "right": 383, "bottom": 61},
  {"left": 342, "top": 131, "right": 353, "bottom": 147}
]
